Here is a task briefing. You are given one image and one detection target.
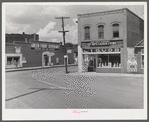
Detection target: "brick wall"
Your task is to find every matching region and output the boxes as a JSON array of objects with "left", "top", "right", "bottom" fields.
[
  {"left": 127, "top": 10, "right": 144, "bottom": 47},
  {"left": 6, "top": 43, "right": 74, "bottom": 68}
]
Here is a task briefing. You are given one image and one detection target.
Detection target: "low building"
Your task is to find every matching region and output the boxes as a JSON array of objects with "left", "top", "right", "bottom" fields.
[
  {"left": 77, "top": 8, "right": 144, "bottom": 73},
  {"left": 6, "top": 32, "right": 39, "bottom": 44},
  {"left": 5, "top": 41, "right": 75, "bottom": 69}
]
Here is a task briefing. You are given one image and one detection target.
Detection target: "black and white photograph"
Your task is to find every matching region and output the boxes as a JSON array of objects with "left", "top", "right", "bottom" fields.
[{"left": 2, "top": 2, "right": 147, "bottom": 120}]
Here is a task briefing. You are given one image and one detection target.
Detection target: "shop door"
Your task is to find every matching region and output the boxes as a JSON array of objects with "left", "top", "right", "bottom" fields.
[
  {"left": 44, "top": 55, "right": 49, "bottom": 66},
  {"left": 88, "top": 58, "right": 96, "bottom": 72}
]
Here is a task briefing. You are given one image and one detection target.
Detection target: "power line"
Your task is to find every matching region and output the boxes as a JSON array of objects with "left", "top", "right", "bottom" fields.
[{"left": 55, "top": 16, "right": 70, "bottom": 74}]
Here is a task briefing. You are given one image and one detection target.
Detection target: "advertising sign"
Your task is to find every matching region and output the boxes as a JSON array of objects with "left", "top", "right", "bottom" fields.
[
  {"left": 31, "top": 43, "right": 59, "bottom": 50},
  {"left": 127, "top": 58, "right": 137, "bottom": 72}
]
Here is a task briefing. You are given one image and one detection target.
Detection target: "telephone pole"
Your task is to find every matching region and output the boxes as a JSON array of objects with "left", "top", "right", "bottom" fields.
[{"left": 55, "top": 17, "right": 70, "bottom": 74}]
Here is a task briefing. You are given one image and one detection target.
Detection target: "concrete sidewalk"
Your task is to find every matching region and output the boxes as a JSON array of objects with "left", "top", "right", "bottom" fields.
[
  {"left": 5, "top": 64, "right": 78, "bottom": 72},
  {"left": 68, "top": 72, "right": 144, "bottom": 77}
]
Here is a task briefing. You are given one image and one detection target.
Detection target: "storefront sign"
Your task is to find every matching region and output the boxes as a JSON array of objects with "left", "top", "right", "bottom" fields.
[
  {"left": 95, "top": 48, "right": 120, "bottom": 52},
  {"left": 83, "top": 48, "right": 120, "bottom": 53},
  {"left": 81, "top": 40, "right": 123, "bottom": 48},
  {"left": 91, "top": 41, "right": 115, "bottom": 46},
  {"left": 31, "top": 43, "right": 59, "bottom": 50}
]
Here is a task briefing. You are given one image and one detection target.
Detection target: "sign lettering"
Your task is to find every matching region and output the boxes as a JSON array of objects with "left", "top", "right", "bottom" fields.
[
  {"left": 31, "top": 43, "right": 59, "bottom": 50},
  {"left": 84, "top": 48, "right": 121, "bottom": 53}
]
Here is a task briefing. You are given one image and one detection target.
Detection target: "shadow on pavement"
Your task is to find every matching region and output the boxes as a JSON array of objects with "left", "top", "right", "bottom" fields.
[{"left": 5, "top": 87, "right": 67, "bottom": 102}]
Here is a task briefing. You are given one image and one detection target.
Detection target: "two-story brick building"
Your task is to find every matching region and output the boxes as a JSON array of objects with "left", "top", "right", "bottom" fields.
[{"left": 77, "top": 8, "right": 144, "bottom": 73}]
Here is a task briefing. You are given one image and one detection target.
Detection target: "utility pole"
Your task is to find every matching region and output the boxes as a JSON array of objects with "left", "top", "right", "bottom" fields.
[{"left": 55, "top": 17, "right": 70, "bottom": 74}]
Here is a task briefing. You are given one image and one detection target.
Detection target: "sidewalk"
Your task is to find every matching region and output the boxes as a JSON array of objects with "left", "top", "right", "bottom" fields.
[
  {"left": 5, "top": 64, "right": 78, "bottom": 72},
  {"left": 68, "top": 72, "right": 144, "bottom": 77}
]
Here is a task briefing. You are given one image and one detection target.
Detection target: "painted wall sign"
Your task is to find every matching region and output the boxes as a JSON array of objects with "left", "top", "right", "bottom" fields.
[{"left": 31, "top": 43, "right": 59, "bottom": 50}]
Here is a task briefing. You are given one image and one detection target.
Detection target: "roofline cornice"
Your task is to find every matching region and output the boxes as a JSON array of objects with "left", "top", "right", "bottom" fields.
[{"left": 77, "top": 8, "right": 126, "bottom": 18}]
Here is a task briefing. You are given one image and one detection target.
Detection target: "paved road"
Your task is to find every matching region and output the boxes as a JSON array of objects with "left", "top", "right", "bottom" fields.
[{"left": 5, "top": 67, "right": 144, "bottom": 109}]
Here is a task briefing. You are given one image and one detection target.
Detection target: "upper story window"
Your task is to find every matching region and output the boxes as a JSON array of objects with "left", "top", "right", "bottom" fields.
[
  {"left": 84, "top": 26, "right": 90, "bottom": 40},
  {"left": 98, "top": 25, "right": 104, "bottom": 38},
  {"left": 113, "top": 24, "right": 119, "bottom": 38}
]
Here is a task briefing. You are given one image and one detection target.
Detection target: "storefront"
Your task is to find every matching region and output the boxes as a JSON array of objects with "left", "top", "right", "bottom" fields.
[{"left": 81, "top": 39, "right": 124, "bottom": 73}]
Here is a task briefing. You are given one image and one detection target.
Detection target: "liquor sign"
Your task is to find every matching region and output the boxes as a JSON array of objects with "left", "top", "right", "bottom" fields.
[
  {"left": 83, "top": 48, "right": 120, "bottom": 53},
  {"left": 95, "top": 48, "right": 120, "bottom": 52},
  {"left": 31, "top": 43, "right": 60, "bottom": 50}
]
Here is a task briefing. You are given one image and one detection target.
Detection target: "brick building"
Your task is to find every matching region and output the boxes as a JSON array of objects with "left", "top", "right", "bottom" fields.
[
  {"left": 5, "top": 41, "right": 75, "bottom": 69},
  {"left": 77, "top": 8, "right": 144, "bottom": 73},
  {"left": 6, "top": 32, "right": 39, "bottom": 43}
]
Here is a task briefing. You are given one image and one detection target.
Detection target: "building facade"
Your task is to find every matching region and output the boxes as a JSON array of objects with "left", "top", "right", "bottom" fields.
[
  {"left": 77, "top": 8, "right": 144, "bottom": 73},
  {"left": 6, "top": 41, "right": 75, "bottom": 69}
]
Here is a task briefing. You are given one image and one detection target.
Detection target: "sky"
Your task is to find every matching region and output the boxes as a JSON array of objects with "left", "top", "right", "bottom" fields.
[{"left": 4, "top": 3, "right": 144, "bottom": 44}]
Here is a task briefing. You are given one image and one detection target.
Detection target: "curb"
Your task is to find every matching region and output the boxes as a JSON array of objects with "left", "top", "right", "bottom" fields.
[{"left": 6, "top": 64, "right": 78, "bottom": 72}]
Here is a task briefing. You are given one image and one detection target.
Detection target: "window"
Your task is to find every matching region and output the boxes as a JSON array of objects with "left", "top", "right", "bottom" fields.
[
  {"left": 97, "top": 54, "right": 121, "bottom": 68},
  {"left": 84, "top": 26, "right": 90, "bottom": 40},
  {"left": 98, "top": 25, "right": 104, "bottom": 38},
  {"left": 141, "top": 49, "right": 144, "bottom": 69},
  {"left": 113, "top": 24, "right": 119, "bottom": 38}
]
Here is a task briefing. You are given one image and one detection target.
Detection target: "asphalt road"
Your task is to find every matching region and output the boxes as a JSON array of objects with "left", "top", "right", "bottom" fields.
[{"left": 5, "top": 67, "right": 144, "bottom": 109}]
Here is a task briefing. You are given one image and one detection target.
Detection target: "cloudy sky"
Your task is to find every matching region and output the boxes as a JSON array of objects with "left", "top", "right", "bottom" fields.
[{"left": 4, "top": 3, "right": 144, "bottom": 44}]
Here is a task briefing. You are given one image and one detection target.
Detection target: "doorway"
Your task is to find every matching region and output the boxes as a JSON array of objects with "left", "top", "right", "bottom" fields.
[
  {"left": 88, "top": 55, "right": 96, "bottom": 72},
  {"left": 44, "top": 54, "right": 49, "bottom": 66}
]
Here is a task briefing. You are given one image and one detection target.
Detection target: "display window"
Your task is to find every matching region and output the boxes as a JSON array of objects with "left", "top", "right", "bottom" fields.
[
  {"left": 7, "top": 57, "right": 20, "bottom": 66},
  {"left": 97, "top": 54, "right": 121, "bottom": 68}
]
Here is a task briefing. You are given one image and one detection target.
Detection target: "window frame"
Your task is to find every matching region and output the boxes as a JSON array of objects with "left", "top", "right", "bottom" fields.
[
  {"left": 98, "top": 25, "right": 104, "bottom": 39},
  {"left": 112, "top": 23, "right": 119, "bottom": 38},
  {"left": 84, "top": 26, "right": 90, "bottom": 40}
]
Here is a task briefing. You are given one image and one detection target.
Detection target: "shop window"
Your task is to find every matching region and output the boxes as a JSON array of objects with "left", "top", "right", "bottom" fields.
[
  {"left": 113, "top": 24, "right": 119, "bottom": 38},
  {"left": 7, "top": 57, "right": 19, "bottom": 65},
  {"left": 141, "top": 49, "right": 144, "bottom": 69},
  {"left": 97, "top": 54, "right": 121, "bottom": 68},
  {"left": 84, "top": 26, "right": 90, "bottom": 40},
  {"left": 98, "top": 25, "right": 104, "bottom": 38}
]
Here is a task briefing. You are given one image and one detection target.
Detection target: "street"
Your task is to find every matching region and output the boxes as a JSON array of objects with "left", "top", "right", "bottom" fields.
[{"left": 5, "top": 66, "right": 144, "bottom": 109}]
